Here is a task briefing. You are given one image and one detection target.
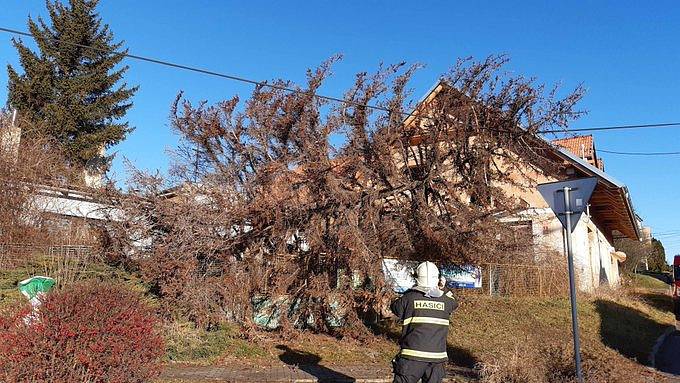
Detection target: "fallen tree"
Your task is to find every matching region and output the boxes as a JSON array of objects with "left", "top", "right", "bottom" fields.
[{"left": 102, "top": 55, "right": 585, "bottom": 333}]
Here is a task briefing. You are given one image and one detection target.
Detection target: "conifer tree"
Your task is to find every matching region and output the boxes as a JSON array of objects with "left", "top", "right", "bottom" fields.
[
  {"left": 7, "top": 0, "right": 137, "bottom": 169},
  {"left": 648, "top": 238, "right": 668, "bottom": 272}
]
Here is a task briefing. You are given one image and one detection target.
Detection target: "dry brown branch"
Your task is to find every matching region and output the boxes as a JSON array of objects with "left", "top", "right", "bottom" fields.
[
  {"left": 0, "top": 111, "right": 83, "bottom": 244},
  {"left": 101, "top": 56, "right": 585, "bottom": 332}
]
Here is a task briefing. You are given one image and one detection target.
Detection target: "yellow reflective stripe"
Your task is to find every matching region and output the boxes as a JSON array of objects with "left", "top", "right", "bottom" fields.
[
  {"left": 400, "top": 349, "right": 448, "bottom": 359},
  {"left": 402, "top": 317, "right": 450, "bottom": 326}
]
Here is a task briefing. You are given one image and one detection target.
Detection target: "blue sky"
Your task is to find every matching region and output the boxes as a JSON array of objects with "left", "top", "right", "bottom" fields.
[{"left": 1, "top": 1, "right": 679, "bottom": 261}]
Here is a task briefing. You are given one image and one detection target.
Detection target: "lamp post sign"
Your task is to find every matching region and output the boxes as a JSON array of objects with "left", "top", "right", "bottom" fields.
[{"left": 537, "top": 177, "right": 598, "bottom": 383}]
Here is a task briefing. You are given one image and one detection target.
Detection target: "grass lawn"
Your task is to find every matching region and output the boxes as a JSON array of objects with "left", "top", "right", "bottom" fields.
[
  {"left": 0, "top": 256, "right": 150, "bottom": 310},
  {"left": 449, "top": 292, "right": 673, "bottom": 366},
  {"left": 164, "top": 320, "right": 397, "bottom": 367},
  {"left": 158, "top": 288, "right": 675, "bottom": 382},
  {"left": 630, "top": 273, "right": 672, "bottom": 291}
]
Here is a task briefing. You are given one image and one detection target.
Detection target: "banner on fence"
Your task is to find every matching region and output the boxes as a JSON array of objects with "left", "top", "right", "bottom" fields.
[
  {"left": 382, "top": 259, "right": 482, "bottom": 292},
  {"left": 440, "top": 265, "right": 482, "bottom": 289},
  {"left": 382, "top": 259, "right": 417, "bottom": 293}
]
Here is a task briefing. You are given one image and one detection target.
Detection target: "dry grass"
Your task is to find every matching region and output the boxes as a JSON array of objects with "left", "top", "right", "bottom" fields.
[
  {"left": 164, "top": 320, "right": 397, "bottom": 368},
  {"left": 157, "top": 287, "right": 675, "bottom": 382},
  {"left": 0, "top": 254, "right": 149, "bottom": 312},
  {"left": 164, "top": 322, "right": 268, "bottom": 364},
  {"left": 629, "top": 273, "right": 671, "bottom": 291},
  {"left": 464, "top": 287, "right": 675, "bottom": 382},
  {"left": 448, "top": 292, "right": 672, "bottom": 362}
]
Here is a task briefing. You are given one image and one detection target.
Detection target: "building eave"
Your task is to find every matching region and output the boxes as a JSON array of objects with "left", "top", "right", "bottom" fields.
[{"left": 553, "top": 147, "right": 640, "bottom": 240}]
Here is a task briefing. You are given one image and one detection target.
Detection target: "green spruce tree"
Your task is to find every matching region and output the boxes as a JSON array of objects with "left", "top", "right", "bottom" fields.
[
  {"left": 648, "top": 238, "right": 668, "bottom": 272},
  {"left": 7, "top": 0, "right": 137, "bottom": 170}
]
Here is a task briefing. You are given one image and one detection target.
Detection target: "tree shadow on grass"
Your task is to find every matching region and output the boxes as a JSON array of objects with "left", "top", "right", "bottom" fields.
[
  {"left": 640, "top": 271, "right": 672, "bottom": 285},
  {"left": 276, "top": 345, "right": 356, "bottom": 382},
  {"left": 445, "top": 344, "right": 478, "bottom": 370},
  {"left": 594, "top": 299, "right": 669, "bottom": 365},
  {"left": 637, "top": 291, "right": 674, "bottom": 314}
]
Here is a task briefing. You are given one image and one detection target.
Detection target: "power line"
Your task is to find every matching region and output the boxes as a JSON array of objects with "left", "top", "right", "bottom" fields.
[
  {"left": 598, "top": 148, "right": 680, "bottom": 156},
  {"left": 0, "top": 26, "right": 393, "bottom": 114},
  {"left": 650, "top": 231, "right": 680, "bottom": 238},
  {"left": 3, "top": 26, "right": 680, "bottom": 136},
  {"left": 545, "top": 122, "right": 680, "bottom": 133},
  {"left": 654, "top": 231, "right": 680, "bottom": 236},
  {"left": 655, "top": 234, "right": 680, "bottom": 239}
]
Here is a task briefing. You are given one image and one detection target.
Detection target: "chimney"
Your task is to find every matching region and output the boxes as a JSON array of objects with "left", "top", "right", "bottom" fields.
[
  {"left": 83, "top": 145, "right": 106, "bottom": 188},
  {"left": 641, "top": 226, "right": 652, "bottom": 245},
  {"left": 0, "top": 109, "right": 21, "bottom": 163}
]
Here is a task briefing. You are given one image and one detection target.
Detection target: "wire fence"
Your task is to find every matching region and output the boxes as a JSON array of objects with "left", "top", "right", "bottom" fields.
[
  {"left": 0, "top": 242, "right": 94, "bottom": 264},
  {"left": 465, "top": 262, "right": 570, "bottom": 298},
  {"left": 1, "top": 242, "right": 569, "bottom": 298},
  {"left": 0, "top": 242, "right": 98, "bottom": 288}
]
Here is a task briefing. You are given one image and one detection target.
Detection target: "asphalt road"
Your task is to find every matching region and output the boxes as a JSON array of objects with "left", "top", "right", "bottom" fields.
[{"left": 656, "top": 330, "right": 680, "bottom": 376}]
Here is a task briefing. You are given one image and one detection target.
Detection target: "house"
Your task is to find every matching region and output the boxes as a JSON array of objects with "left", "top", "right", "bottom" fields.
[
  {"left": 0, "top": 110, "right": 20, "bottom": 162},
  {"left": 32, "top": 182, "right": 113, "bottom": 239},
  {"left": 520, "top": 143, "right": 638, "bottom": 290},
  {"left": 0, "top": 109, "right": 107, "bottom": 188},
  {"left": 0, "top": 110, "right": 113, "bottom": 243},
  {"left": 406, "top": 83, "right": 640, "bottom": 291},
  {"left": 147, "top": 82, "right": 641, "bottom": 294}
]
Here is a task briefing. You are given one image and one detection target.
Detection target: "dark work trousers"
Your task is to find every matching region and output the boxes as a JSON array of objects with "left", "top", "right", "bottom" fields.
[{"left": 392, "top": 357, "right": 445, "bottom": 383}]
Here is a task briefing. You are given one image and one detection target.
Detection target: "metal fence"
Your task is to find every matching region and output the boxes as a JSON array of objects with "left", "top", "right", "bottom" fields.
[
  {"left": 1, "top": 243, "right": 569, "bottom": 298},
  {"left": 0, "top": 243, "right": 93, "bottom": 265},
  {"left": 0, "top": 243, "right": 97, "bottom": 288},
  {"left": 468, "top": 263, "right": 570, "bottom": 298}
]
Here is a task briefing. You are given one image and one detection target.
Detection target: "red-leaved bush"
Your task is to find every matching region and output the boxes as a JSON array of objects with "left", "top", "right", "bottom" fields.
[{"left": 0, "top": 282, "right": 164, "bottom": 382}]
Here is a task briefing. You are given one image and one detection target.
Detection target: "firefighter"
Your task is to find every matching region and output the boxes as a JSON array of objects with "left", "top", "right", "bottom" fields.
[{"left": 390, "top": 261, "right": 458, "bottom": 383}]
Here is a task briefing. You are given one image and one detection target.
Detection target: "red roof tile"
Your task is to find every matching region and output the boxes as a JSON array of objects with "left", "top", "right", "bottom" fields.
[
  {"left": 552, "top": 135, "right": 594, "bottom": 159},
  {"left": 552, "top": 135, "right": 605, "bottom": 170}
]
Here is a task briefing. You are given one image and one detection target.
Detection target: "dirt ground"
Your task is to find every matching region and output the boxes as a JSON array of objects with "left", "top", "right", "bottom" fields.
[{"left": 158, "top": 363, "right": 477, "bottom": 383}]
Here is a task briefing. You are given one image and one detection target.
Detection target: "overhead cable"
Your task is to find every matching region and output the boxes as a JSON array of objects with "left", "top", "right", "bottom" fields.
[{"left": 2, "top": 26, "right": 680, "bottom": 135}]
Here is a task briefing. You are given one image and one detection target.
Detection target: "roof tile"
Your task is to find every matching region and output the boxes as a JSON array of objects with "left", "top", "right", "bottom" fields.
[{"left": 552, "top": 135, "right": 594, "bottom": 159}]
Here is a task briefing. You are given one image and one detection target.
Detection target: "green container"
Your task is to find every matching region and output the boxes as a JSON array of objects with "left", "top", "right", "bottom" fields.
[{"left": 18, "top": 276, "right": 56, "bottom": 300}]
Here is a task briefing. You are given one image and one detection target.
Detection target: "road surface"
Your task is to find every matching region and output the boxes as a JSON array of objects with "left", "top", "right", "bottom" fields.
[{"left": 656, "top": 330, "right": 680, "bottom": 376}]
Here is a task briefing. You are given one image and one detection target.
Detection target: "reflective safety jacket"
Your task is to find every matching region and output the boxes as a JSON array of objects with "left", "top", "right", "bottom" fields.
[{"left": 390, "top": 288, "right": 458, "bottom": 363}]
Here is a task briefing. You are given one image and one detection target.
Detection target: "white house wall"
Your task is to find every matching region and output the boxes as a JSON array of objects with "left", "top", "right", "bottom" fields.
[
  {"left": 582, "top": 216, "right": 618, "bottom": 290},
  {"left": 520, "top": 208, "right": 620, "bottom": 292},
  {"left": 31, "top": 187, "right": 122, "bottom": 221}
]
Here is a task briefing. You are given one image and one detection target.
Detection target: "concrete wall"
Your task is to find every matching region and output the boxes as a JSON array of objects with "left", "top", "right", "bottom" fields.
[
  {"left": 499, "top": 164, "right": 624, "bottom": 291},
  {"left": 0, "top": 112, "right": 21, "bottom": 163}
]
